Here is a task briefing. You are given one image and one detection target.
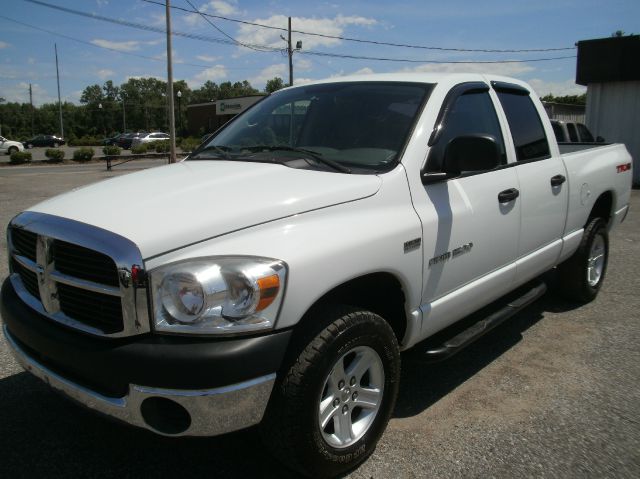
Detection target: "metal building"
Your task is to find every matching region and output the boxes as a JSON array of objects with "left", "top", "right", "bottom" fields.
[{"left": 576, "top": 35, "right": 640, "bottom": 185}]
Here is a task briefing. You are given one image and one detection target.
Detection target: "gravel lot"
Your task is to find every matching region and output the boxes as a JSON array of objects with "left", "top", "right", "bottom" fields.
[{"left": 0, "top": 162, "right": 638, "bottom": 478}]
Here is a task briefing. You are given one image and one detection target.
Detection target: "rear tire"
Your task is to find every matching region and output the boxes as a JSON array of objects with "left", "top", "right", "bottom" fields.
[
  {"left": 261, "top": 306, "right": 400, "bottom": 478},
  {"left": 556, "top": 217, "right": 608, "bottom": 303}
]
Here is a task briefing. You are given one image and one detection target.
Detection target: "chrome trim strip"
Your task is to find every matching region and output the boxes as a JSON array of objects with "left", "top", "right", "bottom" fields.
[
  {"left": 4, "top": 325, "right": 275, "bottom": 437},
  {"left": 9, "top": 211, "right": 150, "bottom": 337},
  {"left": 50, "top": 271, "right": 122, "bottom": 297}
]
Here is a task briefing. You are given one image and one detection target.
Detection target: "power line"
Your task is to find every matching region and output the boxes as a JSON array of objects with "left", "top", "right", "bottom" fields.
[
  {"left": 0, "top": 15, "right": 255, "bottom": 71},
  {"left": 301, "top": 51, "right": 576, "bottom": 64},
  {"left": 19, "top": 1, "right": 577, "bottom": 65},
  {"left": 23, "top": 0, "right": 280, "bottom": 52},
  {"left": 140, "top": 0, "right": 575, "bottom": 53},
  {"left": 183, "top": 0, "right": 272, "bottom": 53}
]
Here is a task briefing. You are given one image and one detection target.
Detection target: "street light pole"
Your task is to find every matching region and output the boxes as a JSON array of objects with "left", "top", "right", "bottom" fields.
[
  {"left": 98, "top": 102, "right": 104, "bottom": 137},
  {"left": 177, "top": 90, "right": 182, "bottom": 137}
]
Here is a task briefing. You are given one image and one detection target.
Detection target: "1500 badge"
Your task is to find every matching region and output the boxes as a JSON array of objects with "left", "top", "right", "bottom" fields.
[{"left": 429, "top": 242, "right": 474, "bottom": 267}]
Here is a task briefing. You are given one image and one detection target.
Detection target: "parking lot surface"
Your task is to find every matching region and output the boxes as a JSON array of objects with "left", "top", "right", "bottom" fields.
[{"left": 0, "top": 162, "right": 638, "bottom": 478}]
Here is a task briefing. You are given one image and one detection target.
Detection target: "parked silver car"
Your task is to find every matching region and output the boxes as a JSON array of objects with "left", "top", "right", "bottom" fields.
[{"left": 131, "top": 132, "right": 170, "bottom": 148}]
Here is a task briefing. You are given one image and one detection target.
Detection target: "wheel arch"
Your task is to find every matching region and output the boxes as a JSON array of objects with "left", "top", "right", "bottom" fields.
[
  {"left": 588, "top": 190, "right": 614, "bottom": 228},
  {"left": 290, "top": 272, "right": 409, "bottom": 348}
]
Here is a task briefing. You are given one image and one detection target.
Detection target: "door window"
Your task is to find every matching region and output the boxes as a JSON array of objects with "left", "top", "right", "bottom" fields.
[
  {"left": 426, "top": 91, "right": 506, "bottom": 172},
  {"left": 496, "top": 91, "right": 550, "bottom": 161}
]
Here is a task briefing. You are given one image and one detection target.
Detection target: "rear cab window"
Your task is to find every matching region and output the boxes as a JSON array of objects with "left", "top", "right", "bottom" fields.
[
  {"left": 567, "top": 123, "right": 579, "bottom": 142},
  {"left": 493, "top": 82, "right": 550, "bottom": 162},
  {"left": 577, "top": 123, "right": 594, "bottom": 142}
]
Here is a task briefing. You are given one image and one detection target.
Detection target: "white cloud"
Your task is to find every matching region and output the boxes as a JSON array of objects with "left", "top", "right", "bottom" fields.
[
  {"left": 91, "top": 39, "right": 142, "bottom": 52},
  {"left": 196, "top": 54, "right": 221, "bottom": 62},
  {"left": 193, "top": 64, "right": 228, "bottom": 83},
  {"left": 1, "top": 82, "right": 55, "bottom": 106},
  {"left": 96, "top": 0, "right": 109, "bottom": 6},
  {"left": 0, "top": 41, "right": 10, "bottom": 49},
  {"left": 526, "top": 78, "right": 586, "bottom": 97},
  {"left": 96, "top": 69, "right": 115, "bottom": 80},
  {"left": 295, "top": 58, "right": 313, "bottom": 72},
  {"left": 248, "top": 63, "right": 287, "bottom": 89},
  {"left": 210, "top": 0, "right": 239, "bottom": 16},
  {"left": 182, "top": 1, "right": 240, "bottom": 26},
  {"left": 400, "top": 62, "right": 535, "bottom": 76},
  {"left": 236, "top": 14, "right": 377, "bottom": 51},
  {"left": 27, "top": 57, "right": 36, "bottom": 65}
]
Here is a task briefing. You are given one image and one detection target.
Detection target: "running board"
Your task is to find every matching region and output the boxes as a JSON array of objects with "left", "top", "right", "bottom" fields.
[{"left": 412, "top": 282, "right": 547, "bottom": 363}]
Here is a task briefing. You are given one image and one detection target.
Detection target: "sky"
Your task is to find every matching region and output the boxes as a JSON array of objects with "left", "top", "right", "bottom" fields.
[{"left": 0, "top": 0, "right": 638, "bottom": 106}]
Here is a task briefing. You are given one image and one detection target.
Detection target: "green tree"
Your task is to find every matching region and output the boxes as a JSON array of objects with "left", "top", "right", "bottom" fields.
[{"left": 265, "top": 77, "right": 286, "bottom": 93}]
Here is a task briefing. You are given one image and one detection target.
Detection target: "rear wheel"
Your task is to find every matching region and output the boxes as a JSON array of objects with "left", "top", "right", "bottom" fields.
[
  {"left": 556, "top": 217, "right": 608, "bottom": 302},
  {"left": 262, "top": 306, "right": 400, "bottom": 478}
]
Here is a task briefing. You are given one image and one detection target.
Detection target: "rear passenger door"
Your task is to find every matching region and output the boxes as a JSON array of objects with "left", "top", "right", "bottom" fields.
[{"left": 492, "top": 82, "right": 569, "bottom": 281}]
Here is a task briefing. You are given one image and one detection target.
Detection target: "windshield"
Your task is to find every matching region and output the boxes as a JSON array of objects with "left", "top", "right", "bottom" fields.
[{"left": 190, "top": 82, "right": 433, "bottom": 173}]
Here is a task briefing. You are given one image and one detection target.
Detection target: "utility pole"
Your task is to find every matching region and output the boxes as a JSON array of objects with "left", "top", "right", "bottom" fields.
[
  {"left": 55, "top": 43, "right": 64, "bottom": 139},
  {"left": 165, "top": 0, "right": 177, "bottom": 163},
  {"left": 29, "top": 83, "right": 34, "bottom": 136},
  {"left": 288, "top": 17, "right": 293, "bottom": 86}
]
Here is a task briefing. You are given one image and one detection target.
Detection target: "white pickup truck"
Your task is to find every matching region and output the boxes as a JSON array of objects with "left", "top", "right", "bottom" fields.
[{"left": 1, "top": 73, "right": 633, "bottom": 477}]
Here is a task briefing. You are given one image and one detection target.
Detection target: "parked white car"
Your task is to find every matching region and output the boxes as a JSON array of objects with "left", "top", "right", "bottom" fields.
[
  {"left": 131, "top": 132, "right": 170, "bottom": 148},
  {"left": 2, "top": 73, "right": 633, "bottom": 478},
  {"left": 0, "top": 136, "right": 25, "bottom": 155}
]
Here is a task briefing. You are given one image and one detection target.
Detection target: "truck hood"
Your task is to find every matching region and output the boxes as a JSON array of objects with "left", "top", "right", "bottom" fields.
[{"left": 28, "top": 160, "right": 381, "bottom": 258}]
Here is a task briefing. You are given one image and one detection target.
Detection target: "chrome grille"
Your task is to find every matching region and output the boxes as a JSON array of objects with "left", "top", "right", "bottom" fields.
[
  {"left": 8, "top": 212, "right": 150, "bottom": 338},
  {"left": 54, "top": 240, "right": 120, "bottom": 287},
  {"left": 57, "top": 283, "right": 123, "bottom": 334},
  {"left": 11, "top": 258, "right": 40, "bottom": 300},
  {"left": 11, "top": 228, "right": 37, "bottom": 261}
]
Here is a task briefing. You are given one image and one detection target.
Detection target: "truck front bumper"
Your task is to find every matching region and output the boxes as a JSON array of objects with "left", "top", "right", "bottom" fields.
[{"left": 1, "top": 278, "right": 291, "bottom": 437}]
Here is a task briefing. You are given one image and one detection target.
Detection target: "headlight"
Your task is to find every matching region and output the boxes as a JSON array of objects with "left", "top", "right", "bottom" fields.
[{"left": 150, "top": 257, "right": 287, "bottom": 335}]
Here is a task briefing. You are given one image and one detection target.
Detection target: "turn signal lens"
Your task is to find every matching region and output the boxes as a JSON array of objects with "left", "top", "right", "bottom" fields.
[{"left": 256, "top": 274, "right": 280, "bottom": 311}]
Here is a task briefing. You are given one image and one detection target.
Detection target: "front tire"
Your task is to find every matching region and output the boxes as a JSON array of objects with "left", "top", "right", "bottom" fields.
[
  {"left": 8, "top": 146, "right": 18, "bottom": 155},
  {"left": 53, "top": 142, "right": 59, "bottom": 148},
  {"left": 262, "top": 306, "right": 400, "bottom": 478},
  {"left": 556, "top": 217, "right": 608, "bottom": 302}
]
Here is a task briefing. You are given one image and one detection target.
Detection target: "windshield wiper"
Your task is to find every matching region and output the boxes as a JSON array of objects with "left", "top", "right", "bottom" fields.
[
  {"left": 243, "top": 145, "right": 351, "bottom": 173},
  {"left": 190, "top": 144, "right": 232, "bottom": 160}
]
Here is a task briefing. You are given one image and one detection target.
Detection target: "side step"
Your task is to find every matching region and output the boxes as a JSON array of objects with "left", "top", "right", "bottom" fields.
[{"left": 412, "top": 282, "right": 547, "bottom": 363}]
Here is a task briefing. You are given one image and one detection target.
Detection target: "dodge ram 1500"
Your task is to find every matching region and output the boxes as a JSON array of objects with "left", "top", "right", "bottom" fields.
[{"left": 1, "top": 73, "right": 632, "bottom": 477}]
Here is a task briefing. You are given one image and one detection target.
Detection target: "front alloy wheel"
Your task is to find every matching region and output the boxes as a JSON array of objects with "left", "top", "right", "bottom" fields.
[
  {"left": 262, "top": 306, "right": 400, "bottom": 478},
  {"left": 319, "top": 346, "right": 384, "bottom": 448}
]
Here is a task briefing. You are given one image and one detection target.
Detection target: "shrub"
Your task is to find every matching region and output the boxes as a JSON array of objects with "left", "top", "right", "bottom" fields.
[
  {"left": 10, "top": 151, "right": 32, "bottom": 164},
  {"left": 73, "top": 147, "right": 95, "bottom": 162},
  {"left": 131, "top": 143, "right": 148, "bottom": 154},
  {"left": 153, "top": 140, "right": 170, "bottom": 153},
  {"left": 102, "top": 145, "right": 121, "bottom": 156},
  {"left": 179, "top": 137, "right": 200, "bottom": 153},
  {"left": 45, "top": 148, "right": 65, "bottom": 162}
]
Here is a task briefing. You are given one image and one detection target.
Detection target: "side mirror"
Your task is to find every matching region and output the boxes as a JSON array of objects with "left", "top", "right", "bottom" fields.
[
  {"left": 443, "top": 134, "right": 500, "bottom": 177},
  {"left": 421, "top": 134, "right": 501, "bottom": 185},
  {"left": 596, "top": 136, "right": 605, "bottom": 143}
]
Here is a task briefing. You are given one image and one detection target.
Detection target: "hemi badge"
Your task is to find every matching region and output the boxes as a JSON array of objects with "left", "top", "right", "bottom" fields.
[{"left": 404, "top": 238, "right": 421, "bottom": 253}]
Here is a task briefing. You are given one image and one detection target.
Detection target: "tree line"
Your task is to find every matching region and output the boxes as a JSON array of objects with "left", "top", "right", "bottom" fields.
[{"left": 0, "top": 76, "right": 288, "bottom": 141}]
